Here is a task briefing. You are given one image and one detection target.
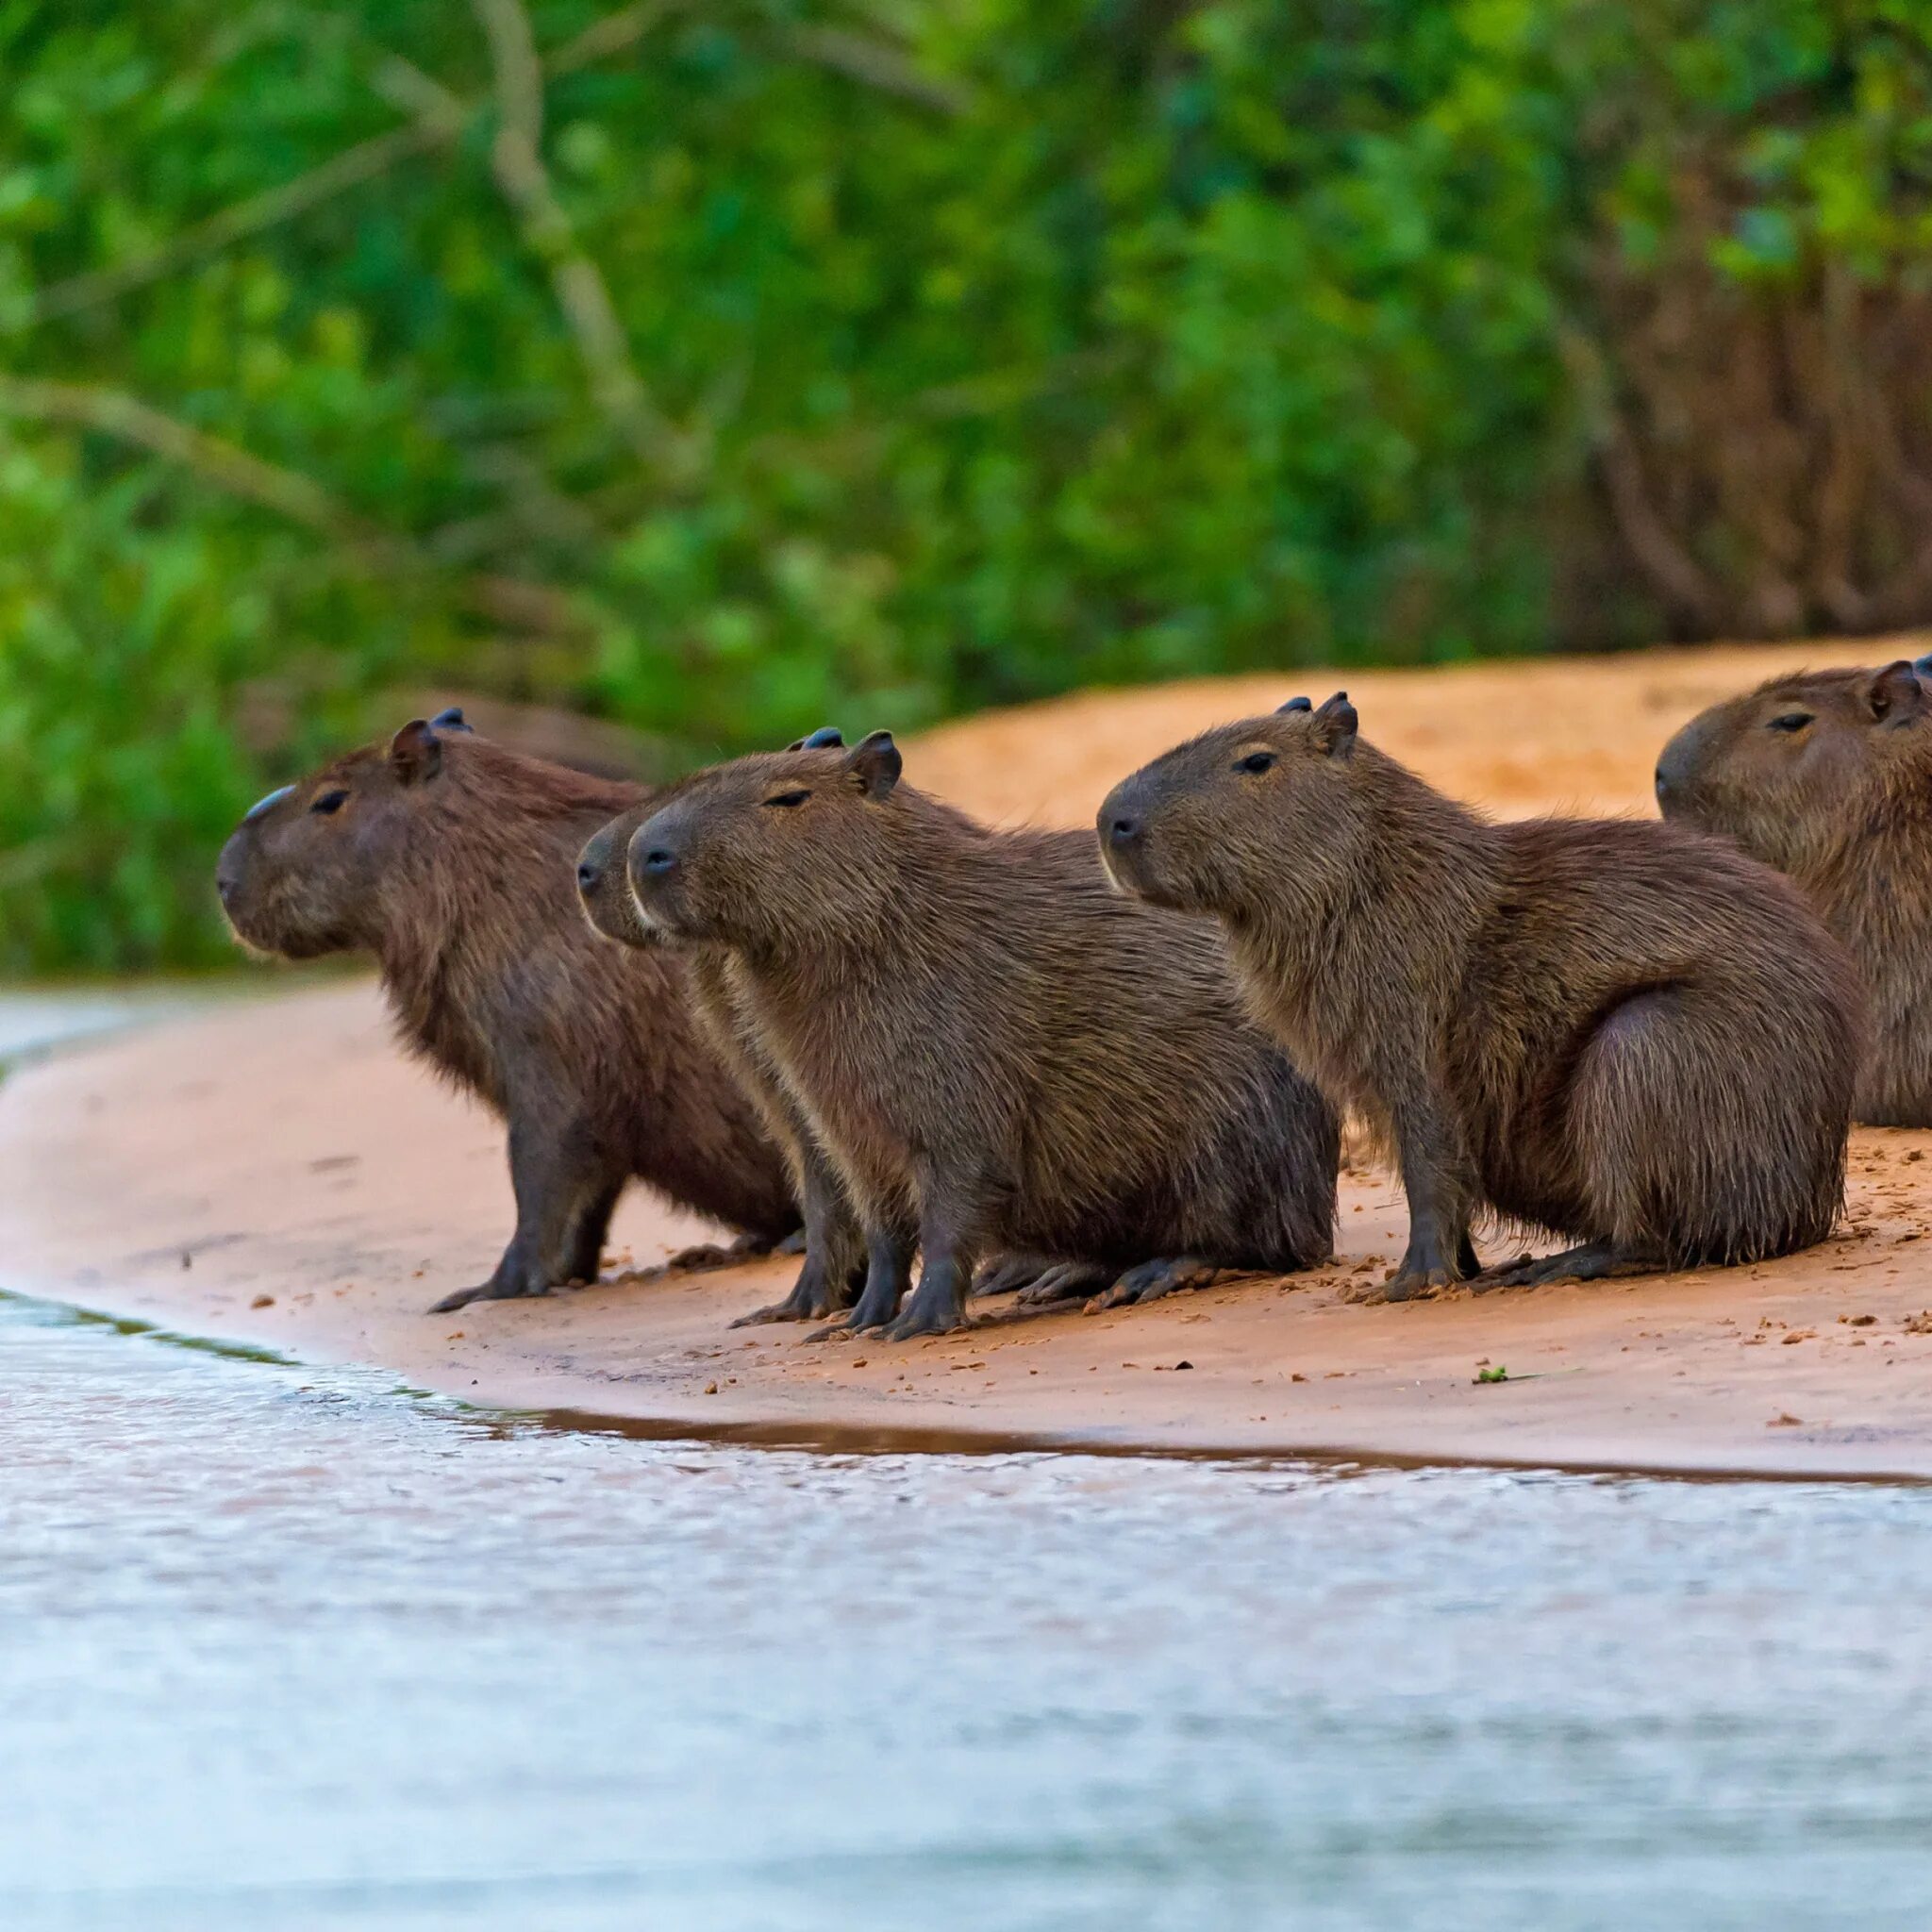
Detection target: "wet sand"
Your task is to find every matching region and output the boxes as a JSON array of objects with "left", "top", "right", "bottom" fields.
[{"left": 6, "top": 639, "right": 1932, "bottom": 1477}]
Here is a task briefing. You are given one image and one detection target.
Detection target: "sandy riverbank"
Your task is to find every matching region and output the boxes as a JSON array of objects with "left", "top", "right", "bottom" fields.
[{"left": 7, "top": 640, "right": 1932, "bottom": 1477}]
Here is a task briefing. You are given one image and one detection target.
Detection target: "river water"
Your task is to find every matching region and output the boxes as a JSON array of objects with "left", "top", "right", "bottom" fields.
[{"left": 4, "top": 1001, "right": 1931, "bottom": 1929}]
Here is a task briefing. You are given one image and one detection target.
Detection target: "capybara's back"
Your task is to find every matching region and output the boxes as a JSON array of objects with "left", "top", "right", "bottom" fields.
[{"left": 1464, "top": 815, "right": 1859, "bottom": 1265}]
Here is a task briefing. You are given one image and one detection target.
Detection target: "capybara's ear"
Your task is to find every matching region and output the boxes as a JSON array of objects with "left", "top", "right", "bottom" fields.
[
  {"left": 390, "top": 719, "right": 443, "bottom": 785},
  {"left": 786, "top": 725, "right": 845, "bottom": 751},
  {"left": 1276, "top": 696, "right": 1313, "bottom": 715},
  {"left": 1309, "top": 691, "right": 1357, "bottom": 757},
  {"left": 1865, "top": 660, "right": 1925, "bottom": 724},
  {"left": 429, "top": 706, "right": 473, "bottom": 734},
  {"left": 846, "top": 729, "right": 902, "bottom": 800}
]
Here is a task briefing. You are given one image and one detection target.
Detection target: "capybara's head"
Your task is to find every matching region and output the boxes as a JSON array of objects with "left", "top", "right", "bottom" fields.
[
  {"left": 625, "top": 727, "right": 902, "bottom": 949},
  {"left": 216, "top": 709, "right": 475, "bottom": 958},
  {"left": 578, "top": 727, "right": 845, "bottom": 949},
  {"left": 1655, "top": 659, "right": 1932, "bottom": 873},
  {"left": 576, "top": 803, "right": 655, "bottom": 948},
  {"left": 1098, "top": 692, "right": 1365, "bottom": 920}
]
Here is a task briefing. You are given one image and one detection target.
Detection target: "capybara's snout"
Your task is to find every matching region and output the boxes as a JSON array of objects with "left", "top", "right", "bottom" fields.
[
  {"left": 1653, "top": 729, "right": 1702, "bottom": 814},
  {"left": 1095, "top": 775, "right": 1159, "bottom": 898}
]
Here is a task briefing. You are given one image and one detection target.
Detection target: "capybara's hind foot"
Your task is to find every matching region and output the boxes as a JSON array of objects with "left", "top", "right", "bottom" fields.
[
  {"left": 1094, "top": 1256, "right": 1217, "bottom": 1308},
  {"left": 1470, "top": 1241, "right": 1661, "bottom": 1291},
  {"left": 666, "top": 1229, "right": 784, "bottom": 1275},
  {"left": 974, "top": 1253, "right": 1056, "bottom": 1298},
  {"left": 1015, "top": 1261, "right": 1112, "bottom": 1307}
]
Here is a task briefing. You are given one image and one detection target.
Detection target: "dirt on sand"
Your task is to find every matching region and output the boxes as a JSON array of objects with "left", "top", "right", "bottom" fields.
[{"left": 6, "top": 639, "right": 1932, "bottom": 1477}]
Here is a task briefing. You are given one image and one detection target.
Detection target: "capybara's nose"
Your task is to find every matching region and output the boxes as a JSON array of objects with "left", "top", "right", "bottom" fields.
[
  {"left": 1653, "top": 735, "right": 1698, "bottom": 813},
  {"left": 214, "top": 837, "right": 243, "bottom": 906},
  {"left": 576, "top": 858, "right": 601, "bottom": 892},
  {"left": 1107, "top": 814, "right": 1141, "bottom": 847},
  {"left": 640, "top": 847, "right": 678, "bottom": 878}
]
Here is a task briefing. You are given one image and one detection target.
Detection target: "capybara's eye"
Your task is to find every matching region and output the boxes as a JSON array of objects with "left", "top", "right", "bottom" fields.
[
  {"left": 310, "top": 789, "right": 350, "bottom": 815},
  {"left": 1767, "top": 712, "right": 1814, "bottom": 735},
  {"left": 761, "top": 789, "right": 811, "bottom": 809},
  {"left": 1237, "top": 752, "right": 1277, "bottom": 774}
]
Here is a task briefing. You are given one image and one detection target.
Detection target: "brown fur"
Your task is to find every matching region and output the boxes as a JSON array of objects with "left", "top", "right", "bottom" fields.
[
  {"left": 622, "top": 732, "right": 1340, "bottom": 1341},
  {"left": 575, "top": 803, "right": 865, "bottom": 1324},
  {"left": 1100, "top": 693, "right": 1861, "bottom": 1298},
  {"left": 216, "top": 714, "right": 797, "bottom": 1310},
  {"left": 1656, "top": 659, "right": 1932, "bottom": 1125}
]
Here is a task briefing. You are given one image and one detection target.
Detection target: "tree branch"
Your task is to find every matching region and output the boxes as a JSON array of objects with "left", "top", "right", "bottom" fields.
[
  {"left": 20, "top": 119, "right": 456, "bottom": 330},
  {"left": 17, "top": 4, "right": 690, "bottom": 331},
  {"left": 470, "top": 0, "right": 697, "bottom": 478},
  {"left": 774, "top": 25, "right": 970, "bottom": 116},
  {"left": 0, "top": 375, "right": 391, "bottom": 546},
  {"left": 0, "top": 374, "right": 593, "bottom": 637}
]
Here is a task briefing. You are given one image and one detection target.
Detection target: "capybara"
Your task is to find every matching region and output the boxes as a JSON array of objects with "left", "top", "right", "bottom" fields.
[
  {"left": 216, "top": 709, "right": 798, "bottom": 1311},
  {"left": 578, "top": 729, "right": 1077, "bottom": 1323},
  {"left": 1099, "top": 691, "right": 1860, "bottom": 1298},
  {"left": 575, "top": 745, "right": 866, "bottom": 1326},
  {"left": 622, "top": 731, "right": 1341, "bottom": 1341},
  {"left": 1655, "top": 658, "right": 1932, "bottom": 1125}
]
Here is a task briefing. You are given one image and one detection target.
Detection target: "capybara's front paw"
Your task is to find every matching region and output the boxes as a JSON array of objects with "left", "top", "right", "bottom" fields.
[
  {"left": 883, "top": 1283, "right": 969, "bottom": 1341},
  {"left": 1376, "top": 1267, "right": 1454, "bottom": 1304},
  {"left": 730, "top": 1258, "right": 838, "bottom": 1327},
  {"left": 426, "top": 1277, "right": 550, "bottom": 1314}
]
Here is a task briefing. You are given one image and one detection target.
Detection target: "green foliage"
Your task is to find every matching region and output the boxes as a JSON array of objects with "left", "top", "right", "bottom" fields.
[{"left": 3, "top": 1, "right": 1932, "bottom": 968}]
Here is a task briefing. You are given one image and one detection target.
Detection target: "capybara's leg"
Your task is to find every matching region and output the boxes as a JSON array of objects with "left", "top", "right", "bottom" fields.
[
  {"left": 1097, "top": 1256, "right": 1219, "bottom": 1307},
  {"left": 810, "top": 1223, "right": 915, "bottom": 1337},
  {"left": 427, "top": 1115, "right": 600, "bottom": 1312},
  {"left": 732, "top": 1152, "right": 866, "bottom": 1326},
  {"left": 886, "top": 1236, "right": 982, "bottom": 1341},
  {"left": 1382, "top": 1091, "right": 1482, "bottom": 1302},
  {"left": 558, "top": 1176, "right": 624, "bottom": 1286}
]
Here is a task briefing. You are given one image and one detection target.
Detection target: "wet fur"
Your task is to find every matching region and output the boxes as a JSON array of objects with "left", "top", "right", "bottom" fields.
[{"left": 1103, "top": 707, "right": 1860, "bottom": 1295}]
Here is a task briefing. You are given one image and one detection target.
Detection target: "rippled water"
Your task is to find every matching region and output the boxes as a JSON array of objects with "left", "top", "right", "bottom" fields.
[
  {"left": 2, "top": 1293, "right": 1929, "bottom": 1932},
  {"left": 5, "top": 991, "right": 1931, "bottom": 1927}
]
